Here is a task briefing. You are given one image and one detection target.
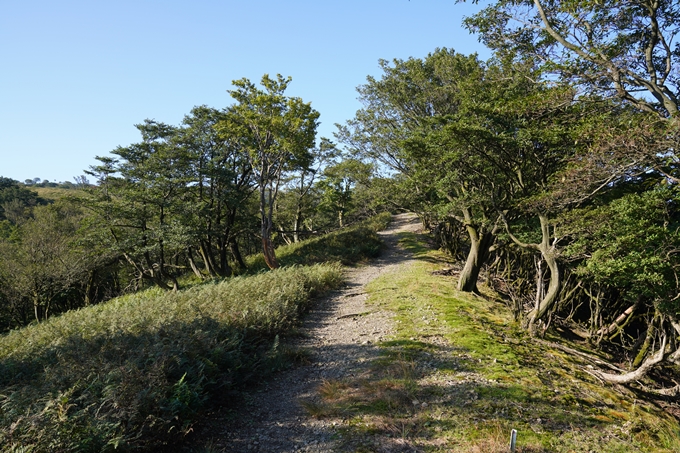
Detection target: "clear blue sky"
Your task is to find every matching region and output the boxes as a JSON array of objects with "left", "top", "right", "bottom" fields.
[{"left": 0, "top": 0, "right": 490, "bottom": 183}]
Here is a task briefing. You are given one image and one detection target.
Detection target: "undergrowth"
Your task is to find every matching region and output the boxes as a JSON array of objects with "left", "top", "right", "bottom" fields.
[
  {"left": 0, "top": 213, "right": 392, "bottom": 452},
  {"left": 306, "top": 230, "right": 680, "bottom": 452},
  {"left": 245, "top": 212, "right": 391, "bottom": 271}
]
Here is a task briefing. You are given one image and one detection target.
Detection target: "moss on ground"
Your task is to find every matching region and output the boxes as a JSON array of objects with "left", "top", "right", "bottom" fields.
[{"left": 308, "top": 230, "right": 680, "bottom": 452}]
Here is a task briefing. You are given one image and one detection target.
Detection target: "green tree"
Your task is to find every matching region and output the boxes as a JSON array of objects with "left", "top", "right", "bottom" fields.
[
  {"left": 338, "top": 49, "right": 497, "bottom": 292},
  {"left": 275, "top": 137, "right": 338, "bottom": 243},
  {"left": 0, "top": 203, "right": 111, "bottom": 325},
  {"left": 221, "top": 74, "right": 320, "bottom": 269},
  {"left": 340, "top": 49, "right": 577, "bottom": 295},
  {"left": 0, "top": 177, "right": 46, "bottom": 224},
  {"left": 178, "top": 106, "right": 255, "bottom": 276},
  {"left": 461, "top": 0, "right": 680, "bottom": 118},
  {"left": 88, "top": 120, "right": 191, "bottom": 291},
  {"left": 317, "top": 158, "right": 373, "bottom": 229}
]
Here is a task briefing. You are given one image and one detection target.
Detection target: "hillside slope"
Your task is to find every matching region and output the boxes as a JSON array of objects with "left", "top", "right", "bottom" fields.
[{"left": 187, "top": 213, "right": 680, "bottom": 453}]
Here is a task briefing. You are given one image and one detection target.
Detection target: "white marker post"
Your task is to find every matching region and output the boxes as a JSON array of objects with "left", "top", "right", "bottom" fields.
[{"left": 510, "top": 429, "right": 517, "bottom": 452}]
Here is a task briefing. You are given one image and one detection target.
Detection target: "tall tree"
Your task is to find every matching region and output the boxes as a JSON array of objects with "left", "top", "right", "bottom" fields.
[
  {"left": 340, "top": 49, "right": 577, "bottom": 294},
  {"left": 178, "top": 106, "right": 255, "bottom": 276},
  {"left": 221, "top": 74, "right": 320, "bottom": 269},
  {"left": 460, "top": 0, "right": 680, "bottom": 118},
  {"left": 88, "top": 121, "right": 191, "bottom": 291}
]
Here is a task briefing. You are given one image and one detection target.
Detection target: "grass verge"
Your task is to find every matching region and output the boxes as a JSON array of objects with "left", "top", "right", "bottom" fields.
[{"left": 305, "top": 230, "right": 680, "bottom": 452}]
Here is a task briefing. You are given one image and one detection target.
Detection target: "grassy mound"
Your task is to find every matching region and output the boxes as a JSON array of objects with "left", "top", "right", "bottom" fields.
[
  {"left": 0, "top": 264, "right": 343, "bottom": 452},
  {"left": 246, "top": 212, "right": 392, "bottom": 271}
]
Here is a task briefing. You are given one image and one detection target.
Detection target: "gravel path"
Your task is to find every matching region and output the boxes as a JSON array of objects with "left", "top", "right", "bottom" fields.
[{"left": 189, "top": 213, "right": 421, "bottom": 453}]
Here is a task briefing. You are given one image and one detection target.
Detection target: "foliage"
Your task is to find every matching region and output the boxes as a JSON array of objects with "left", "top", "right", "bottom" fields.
[
  {"left": 461, "top": 0, "right": 680, "bottom": 117},
  {"left": 565, "top": 188, "right": 680, "bottom": 309},
  {"left": 0, "top": 177, "right": 46, "bottom": 224},
  {"left": 0, "top": 202, "right": 116, "bottom": 329}
]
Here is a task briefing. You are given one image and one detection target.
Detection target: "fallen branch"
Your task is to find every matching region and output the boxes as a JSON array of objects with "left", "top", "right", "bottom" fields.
[
  {"left": 596, "top": 302, "right": 638, "bottom": 336},
  {"left": 592, "top": 335, "right": 668, "bottom": 384},
  {"left": 534, "top": 338, "right": 626, "bottom": 372},
  {"left": 638, "top": 383, "right": 680, "bottom": 397}
]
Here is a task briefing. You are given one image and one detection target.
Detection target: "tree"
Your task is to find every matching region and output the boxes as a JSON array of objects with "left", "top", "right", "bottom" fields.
[
  {"left": 0, "top": 177, "right": 46, "bottom": 224},
  {"left": 340, "top": 49, "right": 578, "bottom": 294},
  {"left": 88, "top": 120, "right": 191, "bottom": 291},
  {"left": 461, "top": 0, "right": 680, "bottom": 118},
  {"left": 338, "top": 49, "right": 498, "bottom": 292},
  {"left": 178, "top": 106, "right": 255, "bottom": 276},
  {"left": 0, "top": 203, "right": 112, "bottom": 325},
  {"left": 221, "top": 74, "right": 320, "bottom": 269},
  {"left": 275, "top": 137, "right": 338, "bottom": 243},
  {"left": 318, "top": 158, "right": 373, "bottom": 229}
]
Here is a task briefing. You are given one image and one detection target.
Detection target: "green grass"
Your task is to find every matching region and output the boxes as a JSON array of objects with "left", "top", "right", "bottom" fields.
[
  {"left": 0, "top": 213, "right": 393, "bottom": 452},
  {"left": 245, "top": 212, "right": 391, "bottom": 271},
  {"left": 0, "top": 215, "right": 390, "bottom": 452},
  {"left": 306, "top": 230, "right": 680, "bottom": 452},
  {"left": 0, "top": 264, "right": 343, "bottom": 452}
]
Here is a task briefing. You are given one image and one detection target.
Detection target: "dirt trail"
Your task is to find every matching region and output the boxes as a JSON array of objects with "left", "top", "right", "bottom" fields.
[{"left": 190, "top": 213, "right": 421, "bottom": 452}]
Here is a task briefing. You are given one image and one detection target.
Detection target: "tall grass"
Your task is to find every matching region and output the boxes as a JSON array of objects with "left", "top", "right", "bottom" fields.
[
  {"left": 246, "top": 212, "right": 392, "bottom": 271},
  {"left": 0, "top": 213, "right": 392, "bottom": 451},
  {"left": 0, "top": 264, "right": 342, "bottom": 452}
]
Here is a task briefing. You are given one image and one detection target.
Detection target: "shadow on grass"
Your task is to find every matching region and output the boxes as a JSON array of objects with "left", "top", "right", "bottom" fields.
[{"left": 0, "top": 315, "right": 297, "bottom": 451}]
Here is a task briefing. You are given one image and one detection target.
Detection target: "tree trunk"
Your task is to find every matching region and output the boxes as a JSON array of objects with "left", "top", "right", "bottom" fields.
[
  {"left": 593, "top": 335, "right": 668, "bottom": 384},
  {"left": 84, "top": 269, "right": 97, "bottom": 305},
  {"left": 217, "top": 238, "right": 232, "bottom": 277},
  {"left": 457, "top": 208, "right": 496, "bottom": 293},
  {"left": 187, "top": 247, "right": 205, "bottom": 280},
  {"left": 260, "top": 173, "right": 279, "bottom": 269},
  {"left": 458, "top": 227, "right": 495, "bottom": 293},
  {"left": 502, "top": 213, "right": 562, "bottom": 331},
  {"left": 528, "top": 246, "right": 561, "bottom": 331},
  {"left": 262, "top": 218, "right": 279, "bottom": 269},
  {"left": 229, "top": 238, "right": 246, "bottom": 270},
  {"left": 293, "top": 205, "right": 302, "bottom": 243},
  {"left": 199, "top": 241, "right": 217, "bottom": 278}
]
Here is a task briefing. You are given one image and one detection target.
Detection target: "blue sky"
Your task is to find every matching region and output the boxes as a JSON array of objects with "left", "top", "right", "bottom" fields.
[{"left": 0, "top": 0, "right": 490, "bottom": 183}]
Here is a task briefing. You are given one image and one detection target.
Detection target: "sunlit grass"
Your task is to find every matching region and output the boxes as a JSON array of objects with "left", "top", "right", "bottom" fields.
[
  {"left": 307, "top": 230, "right": 680, "bottom": 453},
  {"left": 0, "top": 213, "right": 394, "bottom": 452},
  {"left": 0, "top": 263, "right": 343, "bottom": 452},
  {"left": 245, "top": 212, "right": 391, "bottom": 271}
]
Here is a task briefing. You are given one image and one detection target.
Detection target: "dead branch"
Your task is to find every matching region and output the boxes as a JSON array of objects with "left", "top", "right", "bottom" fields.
[
  {"left": 534, "top": 338, "right": 626, "bottom": 372},
  {"left": 592, "top": 335, "right": 668, "bottom": 384},
  {"left": 596, "top": 302, "right": 639, "bottom": 337}
]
